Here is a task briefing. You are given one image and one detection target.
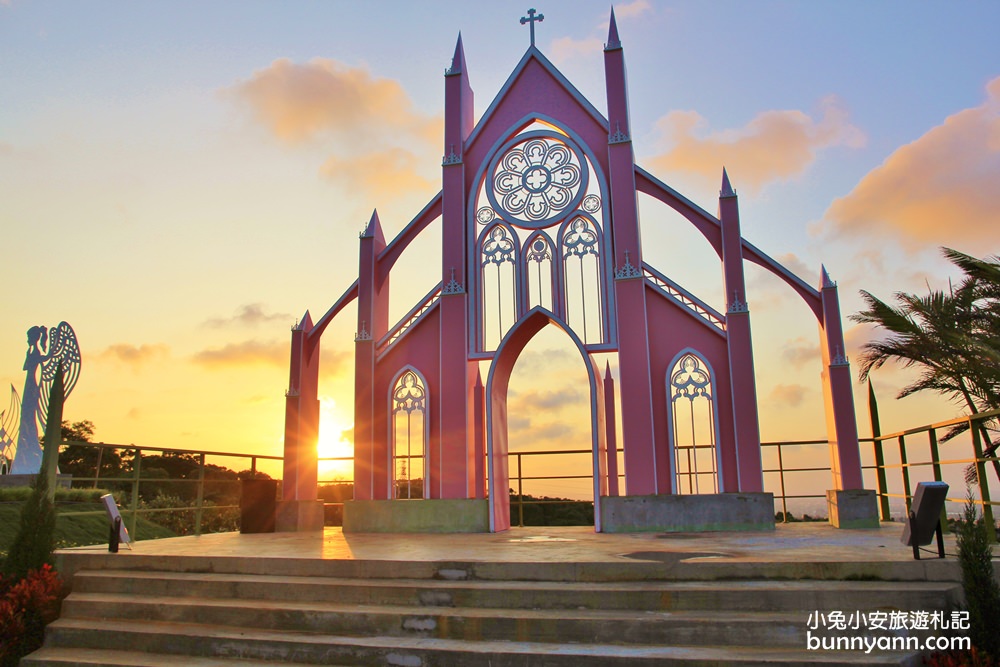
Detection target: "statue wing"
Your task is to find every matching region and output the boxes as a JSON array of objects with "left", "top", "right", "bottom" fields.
[
  {"left": 0, "top": 384, "right": 20, "bottom": 465},
  {"left": 37, "top": 322, "right": 82, "bottom": 431}
]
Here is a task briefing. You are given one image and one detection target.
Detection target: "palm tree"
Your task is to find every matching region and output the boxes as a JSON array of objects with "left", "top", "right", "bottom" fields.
[{"left": 851, "top": 247, "right": 999, "bottom": 484}]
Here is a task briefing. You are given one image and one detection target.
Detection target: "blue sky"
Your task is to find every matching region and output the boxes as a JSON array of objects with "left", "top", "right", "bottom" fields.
[{"left": 2, "top": 1, "right": 998, "bottom": 498}]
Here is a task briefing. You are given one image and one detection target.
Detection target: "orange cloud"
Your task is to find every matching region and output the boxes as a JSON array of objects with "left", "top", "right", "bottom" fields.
[
  {"left": 229, "top": 57, "right": 440, "bottom": 147},
  {"left": 781, "top": 338, "right": 820, "bottom": 369},
  {"left": 193, "top": 339, "right": 349, "bottom": 373},
  {"left": 823, "top": 77, "right": 1000, "bottom": 247},
  {"left": 192, "top": 340, "right": 287, "bottom": 368},
  {"left": 203, "top": 303, "right": 292, "bottom": 329},
  {"left": 549, "top": 36, "right": 603, "bottom": 63},
  {"left": 96, "top": 343, "right": 169, "bottom": 366},
  {"left": 648, "top": 96, "right": 865, "bottom": 192},
  {"left": 320, "top": 148, "right": 437, "bottom": 201},
  {"left": 615, "top": 0, "right": 653, "bottom": 19},
  {"left": 551, "top": 1, "right": 653, "bottom": 67},
  {"left": 770, "top": 383, "right": 808, "bottom": 407}
]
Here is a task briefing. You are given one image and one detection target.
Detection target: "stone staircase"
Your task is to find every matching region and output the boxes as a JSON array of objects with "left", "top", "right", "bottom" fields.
[{"left": 23, "top": 557, "right": 962, "bottom": 666}]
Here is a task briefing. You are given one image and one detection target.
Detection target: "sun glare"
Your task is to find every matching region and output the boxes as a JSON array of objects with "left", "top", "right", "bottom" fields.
[{"left": 317, "top": 397, "right": 354, "bottom": 481}]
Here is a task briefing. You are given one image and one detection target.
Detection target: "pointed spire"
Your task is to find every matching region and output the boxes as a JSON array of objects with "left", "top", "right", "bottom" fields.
[
  {"left": 606, "top": 7, "right": 622, "bottom": 50},
  {"left": 295, "top": 310, "right": 313, "bottom": 331},
  {"left": 447, "top": 32, "right": 466, "bottom": 76},
  {"left": 720, "top": 167, "right": 736, "bottom": 198},
  {"left": 475, "top": 368, "right": 484, "bottom": 388},
  {"left": 604, "top": 361, "right": 613, "bottom": 381},
  {"left": 820, "top": 264, "right": 836, "bottom": 289},
  {"left": 361, "top": 209, "right": 385, "bottom": 244}
]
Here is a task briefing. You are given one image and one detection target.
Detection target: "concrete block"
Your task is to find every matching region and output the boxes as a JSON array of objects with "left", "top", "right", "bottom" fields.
[
  {"left": 600, "top": 493, "right": 775, "bottom": 533},
  {"left": 275, "top": 499, "right": 325, "bottom": 532},
  {"left": 826, "top": 489, "right": 880, "bottom": 529},
  {"left": 343, "top": 499, "right": 489, "bottom": 533}
]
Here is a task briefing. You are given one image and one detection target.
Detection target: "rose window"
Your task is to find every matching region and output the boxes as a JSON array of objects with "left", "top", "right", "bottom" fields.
[{"left": 486, "top": 132, "right": 588, "bottom": 229}]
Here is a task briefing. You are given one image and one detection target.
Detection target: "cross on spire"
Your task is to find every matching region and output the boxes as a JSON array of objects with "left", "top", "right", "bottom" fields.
[{"left": 520, "top": 8, "right": 544, "bottom": 47}]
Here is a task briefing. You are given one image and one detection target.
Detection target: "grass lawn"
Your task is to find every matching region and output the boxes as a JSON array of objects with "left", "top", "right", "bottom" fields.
[{"left": 0, "top": 491, "right": 176, "bottom": 558}]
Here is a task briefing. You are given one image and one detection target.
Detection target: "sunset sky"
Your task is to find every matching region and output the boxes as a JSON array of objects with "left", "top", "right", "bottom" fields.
[{"left": 2, "top": 1, "right": 998, "bottom": 501}]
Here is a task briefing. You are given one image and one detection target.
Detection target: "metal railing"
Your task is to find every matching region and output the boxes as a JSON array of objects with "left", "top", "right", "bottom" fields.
[
  {"left": 12, "top": 408, "right": 994, "bottom": 539},
  {"left": 51, "top": 441, "right": 282, "bottom": 541},
  {"left": 865, "top": 408, "right": 999, "bottom": 535}
]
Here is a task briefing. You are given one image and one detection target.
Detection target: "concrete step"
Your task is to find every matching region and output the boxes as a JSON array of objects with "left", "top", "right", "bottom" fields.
[
  {"left": 54, "top": 552, "right": 962, "bottom": 584},
  {"left": 38, "top": 617, "right": 925, "bottom": 667},
  {"left": 60, "top": 592, "right": 817, "bottom": 647},
  {"left": 69, "top": 569, "right": 962, "bottom": 613},
  {"left": 20, "top": 647, "right": 341, "bottom": 667}
]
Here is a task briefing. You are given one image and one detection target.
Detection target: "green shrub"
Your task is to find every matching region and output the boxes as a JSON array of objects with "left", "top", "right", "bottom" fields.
[
  {"left": 2, "top": 473, "right": 57, "bottom": 580},
  {"left": 956, "top": 492, "right": 1000, "bottom": 660}
]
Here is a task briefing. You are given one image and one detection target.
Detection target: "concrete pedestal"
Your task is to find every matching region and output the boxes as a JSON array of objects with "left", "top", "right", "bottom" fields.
[
  {"left": 275, "top": 499, "right": 325, "bottom": 532},
  {"left": 343, "top": 499, "right": 489, "bottom": 533},
  {"left": 826, "top": 489, "right": 880, "bottom": 529},
  {"left": 600, "top": 493, "right": 776, "bottom": 533}
]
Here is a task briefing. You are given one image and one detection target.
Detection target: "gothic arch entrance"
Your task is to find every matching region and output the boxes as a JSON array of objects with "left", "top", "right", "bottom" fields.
[{"left": 486, "top": 307, "right": 608, "bottom": 532}]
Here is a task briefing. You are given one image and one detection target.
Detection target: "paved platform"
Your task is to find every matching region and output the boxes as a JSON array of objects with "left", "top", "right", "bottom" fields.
[{"left": 55, "top": 522, "right": 974, "bottom": 583}]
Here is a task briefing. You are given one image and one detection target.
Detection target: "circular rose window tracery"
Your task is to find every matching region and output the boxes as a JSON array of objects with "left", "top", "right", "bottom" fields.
[{"left": 485, "top": 131, "right": 588, "bottom": 229}]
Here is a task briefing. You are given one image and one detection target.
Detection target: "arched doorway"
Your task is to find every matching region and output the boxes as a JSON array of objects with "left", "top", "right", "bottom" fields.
[{"left": 485, "top": 307, "right": 608, "bottom": 532}]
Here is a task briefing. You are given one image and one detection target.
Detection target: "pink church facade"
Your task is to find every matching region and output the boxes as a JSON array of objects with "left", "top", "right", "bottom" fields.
[{"left": 278, "top": 12, "right": 878, "bottom": 533}]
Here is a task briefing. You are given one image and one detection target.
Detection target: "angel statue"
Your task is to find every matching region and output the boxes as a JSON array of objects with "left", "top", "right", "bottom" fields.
[{"left": 8, "top": 322, "right": 81, "bottom": 475}]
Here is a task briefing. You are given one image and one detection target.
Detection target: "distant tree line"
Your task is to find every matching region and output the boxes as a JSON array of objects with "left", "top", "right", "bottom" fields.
[{"left": 57, "top": 421, "right": 271, "bottom": 535}]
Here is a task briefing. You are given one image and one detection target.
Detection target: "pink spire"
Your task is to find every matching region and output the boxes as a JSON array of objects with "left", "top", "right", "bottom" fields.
[
  {"left": 606, "top": 7, "right": 622, "bottom": 49},
  {"left": 475, "top": 368, "right": 484, "bottom": 388},
  {"left": 362, "top": 209, "right": 385, "bottom": 245},
  {"left": 820, "top": 264, "right": 836, "bottom": 289},
  {"left": 720, "top": 167, "right": 736, "bottom": 198},
  {"left": 449, "top": 32, "right": 466, "bottom": 75},
  {"left": 605, "top": 360, "right": 613, "bottom": 380}
]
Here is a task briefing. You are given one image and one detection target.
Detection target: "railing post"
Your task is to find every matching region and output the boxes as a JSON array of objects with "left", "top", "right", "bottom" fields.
[
  {"left": 251, "top": 456, "right": 257, "bottom": 477},
  {"left": 928, "top": 429, "right": 943, "bottom": 483},
  {"left": 517, "top": 453, "right": 524, "bottom": 528},
  {"left": 776, "top": 442, "right": 788, "bottom": 522},
  {"left": 971, "top": 419, "right": 996, "bottom": 542},
  {"left": 129, "top": 449, "right": 142, "bottom": 540},
  {"left": 867, "top": 382, "right": 891, "bottom": 521},
  {"left": 195, "top": 453, "right": 206, "bottom": 536},
  {"left": 898, "top": 435, "right": 911, "bottom": 515},
  {"left": 94, "top": 446, "right": 104, "bottom": 489},
  {"left": 928, "top": 428, "right": 948, "bottom": 529}
]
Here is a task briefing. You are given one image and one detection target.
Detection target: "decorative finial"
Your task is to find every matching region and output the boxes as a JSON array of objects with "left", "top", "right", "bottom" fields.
[
  {"left": 728, "top": 290, "right": 749, "bottom": 313},
  {"left": 614, "top": 249, "right": 642, "bottom": 280},
  {"left": 520, "top": 8, "right": 544, "bottom": 47},
  {"left": 443, "top": 266, "right": 465, "bottom": 294},
  {"left": 355, "top": 320, "right": 371, "bottom": 342}
]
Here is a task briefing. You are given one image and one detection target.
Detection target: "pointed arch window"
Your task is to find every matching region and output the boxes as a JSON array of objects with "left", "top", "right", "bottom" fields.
[
  {"left": 523, "top": 232, "right": 555, "bottom": 312},
  {"left": 480, "top": 223, "right": 519, "bottom": 350},
  {"left": 391, "top": 369, "right": 427, "bottom": 499},
  {"left": 668, "top": 352, "right": 719, "bottom": 495},
  {"left": 560, "top": 215, "right": 604, "bottom": 344}
]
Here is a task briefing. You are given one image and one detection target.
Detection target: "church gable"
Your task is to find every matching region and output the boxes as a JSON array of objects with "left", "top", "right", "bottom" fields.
[{"left": 464, "top": 51, "right": 610, "bottom": 179}]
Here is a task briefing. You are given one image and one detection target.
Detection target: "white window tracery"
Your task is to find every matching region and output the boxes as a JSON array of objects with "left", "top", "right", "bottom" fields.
[
  {"left": 391, "top": 369, "right": 427, "bottom": 499},
  {"left": 668, "top": 353, "right": 719, "bottom": 495}
]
